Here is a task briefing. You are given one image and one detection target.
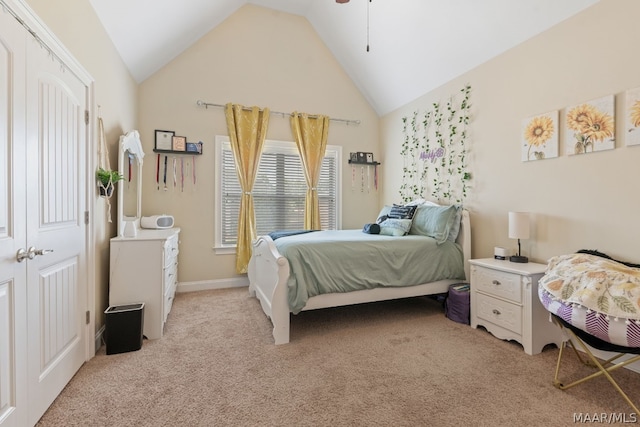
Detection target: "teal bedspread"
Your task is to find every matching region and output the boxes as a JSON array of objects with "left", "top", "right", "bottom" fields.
[{"left": 273, "top": 229, "right": 465, "bottom": 313}]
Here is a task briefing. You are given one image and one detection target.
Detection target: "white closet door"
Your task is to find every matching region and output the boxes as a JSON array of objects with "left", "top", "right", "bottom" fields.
[
  {"left": 0, "top": 7, "right": 28, "bottom": 427},
  {"left": 24, "top": 27, "right": 88, "bottom": 426}
]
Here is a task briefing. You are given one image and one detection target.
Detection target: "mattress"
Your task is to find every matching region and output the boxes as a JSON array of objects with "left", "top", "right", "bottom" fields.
[{"left": 274, "top": 229, "right": 465, "bottom": 313}]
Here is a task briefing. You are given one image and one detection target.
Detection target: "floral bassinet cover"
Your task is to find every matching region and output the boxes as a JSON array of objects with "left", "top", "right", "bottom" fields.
[{"left": 538, "top": 253, "right": 640, "bottom": 347}]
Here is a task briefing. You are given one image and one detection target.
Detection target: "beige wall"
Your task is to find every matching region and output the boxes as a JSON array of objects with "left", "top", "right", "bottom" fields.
[
  {"left": 25, "top": 0, "right": 634, "bottom": 327},
  {"left": 138, "top": 5, "right": 379, "bottom": 283},
  {"left": 25, "top": 0, "right": 138, "bottom": 331},
  {"left": 381, "top": 0, "right": 640, "bottom": 264}
]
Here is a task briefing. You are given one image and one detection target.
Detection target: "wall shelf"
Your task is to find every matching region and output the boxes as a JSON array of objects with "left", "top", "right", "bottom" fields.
[
  {"left": 153, "top": 149, "right": 202, "bottom": 155},
  {"left": 348, "top": 160, "right": 380, "bottom": 166}
]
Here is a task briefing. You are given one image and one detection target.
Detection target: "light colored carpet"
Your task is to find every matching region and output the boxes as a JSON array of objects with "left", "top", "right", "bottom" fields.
[{"left": 37, "top": 288, "right": 638, "bottom": 426}]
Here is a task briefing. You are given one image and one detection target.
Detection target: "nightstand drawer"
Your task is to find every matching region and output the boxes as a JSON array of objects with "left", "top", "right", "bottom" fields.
[
  {"left": 473, "top": 267, "right": 522, "bottom": 304},
  {"left": 476, "top": 293, "right": 522, "bottom": 334}
]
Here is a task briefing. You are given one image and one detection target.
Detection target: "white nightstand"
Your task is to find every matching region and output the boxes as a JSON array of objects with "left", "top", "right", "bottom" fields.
[{"left": 469, "top": 258, "right": 563, "bottom": 355}]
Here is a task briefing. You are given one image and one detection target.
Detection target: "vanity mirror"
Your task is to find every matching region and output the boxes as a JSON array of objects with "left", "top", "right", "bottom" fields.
[{"left": 117, "top": 130, "right": 145, "bottom": 237}]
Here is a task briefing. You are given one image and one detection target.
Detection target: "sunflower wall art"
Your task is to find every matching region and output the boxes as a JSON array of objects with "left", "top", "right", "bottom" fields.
[
  {"left": 522, "top": 111, "right": 558, "bottom": 161},
  {"left": 565, "top": 95, "right": 615, "bottom": 155},
  {"left": 625, "top": 87, "right": 640, "bottom": 146}
]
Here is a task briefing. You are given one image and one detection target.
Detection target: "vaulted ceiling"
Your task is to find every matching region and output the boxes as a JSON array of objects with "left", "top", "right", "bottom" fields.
[{"left": 89, "top": 0, "right": 599, "bottom": 115}]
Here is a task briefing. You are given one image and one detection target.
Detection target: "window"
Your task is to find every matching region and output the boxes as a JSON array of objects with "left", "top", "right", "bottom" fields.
[{"left": 215, "top": 136, "right": 341, "bottom": 250}]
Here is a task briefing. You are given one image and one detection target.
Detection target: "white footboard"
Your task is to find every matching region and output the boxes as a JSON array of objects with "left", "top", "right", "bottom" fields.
[{"left": 247, "top": 235, "right": 291, "bottom": 344}]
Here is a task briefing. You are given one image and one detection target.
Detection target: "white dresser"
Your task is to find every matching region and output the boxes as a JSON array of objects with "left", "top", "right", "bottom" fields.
[
  {"left": 469, "top": 258, "right": 562, "bottom": 355},
  {"left": 109, "top": 228, "right": 180, "bottom": 340}
]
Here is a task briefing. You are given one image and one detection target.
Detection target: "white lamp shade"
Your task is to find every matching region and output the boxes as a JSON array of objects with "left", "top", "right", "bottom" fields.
[{"left": 508, "top": 212, "right": 530, "bottom": 240}]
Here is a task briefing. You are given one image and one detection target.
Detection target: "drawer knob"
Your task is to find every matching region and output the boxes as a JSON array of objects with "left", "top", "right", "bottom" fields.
[
  {"left": 492, "top": 280, "right": 501, "bottom": 286},
  {"left": 492, "top": 309, "right": 501, "bottom": 316}
]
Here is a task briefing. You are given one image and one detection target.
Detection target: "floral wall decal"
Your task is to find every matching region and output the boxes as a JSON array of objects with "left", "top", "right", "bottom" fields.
[
  {"left": 625, "top": 87, "right": 640, "bottom": 146},
  {"left": 399, "top": 85, "right": 472, "bottom": 205},
  {"left": 565, "top": 95, "right": 615, "bottom": 155},
  {"left": 521, "top": 110, "right": 558, "bottom": 161}
]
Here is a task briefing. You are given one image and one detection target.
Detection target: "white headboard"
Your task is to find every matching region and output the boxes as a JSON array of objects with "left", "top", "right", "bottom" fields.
[{"left": 456, "top": 209, "right": 471, "bottom": 281}]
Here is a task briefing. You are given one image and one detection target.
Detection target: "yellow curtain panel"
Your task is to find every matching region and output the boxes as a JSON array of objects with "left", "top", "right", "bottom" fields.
[
  {"left": 224, "top": 103, "right": 270, "bottom": 274},
  {"left": 290, "top": 112, "right": 330, "bottom": 230}
]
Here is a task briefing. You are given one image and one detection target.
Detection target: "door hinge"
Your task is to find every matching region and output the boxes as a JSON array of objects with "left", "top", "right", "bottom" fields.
[
  {"left": 86, "top": 310, "right": 90, "bottom": 325},
  {"left": 84, "top": 211, "right": 89, "bottom": 225},
  {"left": 85, "top": 110, "right": 89, "bottom": 125}
]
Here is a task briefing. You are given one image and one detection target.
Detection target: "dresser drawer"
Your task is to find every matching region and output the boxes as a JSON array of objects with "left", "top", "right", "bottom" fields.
[
  {"left": 163, "top": 280, "right": 177, "bottom": 323},
  {"left": 163, "top": 236, "right": 179, "bottom": 267},
  {"left": 163, "top": 263, "right": 178, "bottom": 293},
  {"left": 473, "top": 266, "right": 522, "bottom": 303},
  {"left": 476, "top": 293, "right": 522, "bottom": 334}
]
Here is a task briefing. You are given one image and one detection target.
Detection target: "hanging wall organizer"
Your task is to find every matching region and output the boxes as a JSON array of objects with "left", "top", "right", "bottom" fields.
[
  {"left": 348, "top": 151, "right": 380, "bottom": 192},
  {"left": 153, "top": 129, "right": 202, "bottom": 192}
]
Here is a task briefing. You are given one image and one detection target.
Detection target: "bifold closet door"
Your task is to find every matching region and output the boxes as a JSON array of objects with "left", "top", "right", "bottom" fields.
[
  {"left": 0, "top": 8, "right": 28, "bottom": 427},
  {"left": 24, "top": 25, "right": 88, "bottom": 427},
  {"left": 0, "top": 6, "right": 88, "bottom": 426}
]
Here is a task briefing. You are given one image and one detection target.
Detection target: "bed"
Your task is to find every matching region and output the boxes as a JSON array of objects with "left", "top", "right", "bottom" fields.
[{"left": 248, "top": 204, "right": 471, "bottom": 344}]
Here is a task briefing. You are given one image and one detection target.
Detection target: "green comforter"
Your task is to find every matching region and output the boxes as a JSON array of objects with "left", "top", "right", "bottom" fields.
[{"left": 273, "top": 229, "right": 465, "bottom": 313}]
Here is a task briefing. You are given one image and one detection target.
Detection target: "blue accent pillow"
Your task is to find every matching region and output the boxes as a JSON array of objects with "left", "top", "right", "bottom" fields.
[
  {"left": 388, "top": 204, "right": 417, "bottom": 219},
  {"left": 376, "top": 205, "right": 392, "bottom": 224}
]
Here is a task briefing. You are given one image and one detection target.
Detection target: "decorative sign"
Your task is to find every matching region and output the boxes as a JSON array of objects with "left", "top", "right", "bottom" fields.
[{"left": 420, "top": 147, "right": 445, "bottom": 163}]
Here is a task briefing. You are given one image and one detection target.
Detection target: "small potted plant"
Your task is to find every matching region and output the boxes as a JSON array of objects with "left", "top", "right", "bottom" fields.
[{"left": 96, "top": 167, "right": 123, "bottom": 197}]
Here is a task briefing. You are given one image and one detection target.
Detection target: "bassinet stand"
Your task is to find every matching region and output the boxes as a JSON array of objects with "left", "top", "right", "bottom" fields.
[{"left": 551, "top": 315, "right": 640, "bottom": 413}]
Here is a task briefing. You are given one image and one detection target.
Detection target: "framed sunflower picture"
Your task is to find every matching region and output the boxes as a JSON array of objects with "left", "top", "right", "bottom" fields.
[
  {"left": 522, "top": 110, "right": 558, "bottom": 162},
  {"left": 565, "top": 95, "right": 615, "bottom": 155},
  {"left": 625, "top": 87, "right": 640, "bottom": 146}
]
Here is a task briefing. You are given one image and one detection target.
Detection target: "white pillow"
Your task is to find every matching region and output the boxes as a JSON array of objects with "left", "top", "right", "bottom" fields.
[{"left": 405, "top": 198, "right": 427, "bottom": 206}]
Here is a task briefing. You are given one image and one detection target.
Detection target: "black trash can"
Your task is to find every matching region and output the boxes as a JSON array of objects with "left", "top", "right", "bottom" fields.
[
  {"left": 445, "top": 283, "right": 470, "bottom": 325},
  {"left": 104, "top": 303, "right": 145, "bottom": 355}
]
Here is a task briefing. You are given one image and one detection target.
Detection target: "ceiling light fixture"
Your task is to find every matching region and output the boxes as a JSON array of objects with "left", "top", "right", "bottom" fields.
[
  {"left": 336, "top": 0, "right": 371, "bottom": 52},
  {"left": 366, "top": 0, "right": 371, "bottom": 52}
]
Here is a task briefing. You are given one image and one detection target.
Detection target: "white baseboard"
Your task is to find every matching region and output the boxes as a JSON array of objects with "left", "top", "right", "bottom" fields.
[
  {"left": 95, "top": 325, "right": 105, "bottom": 352},
  {"left": 177, "top": 277, "right": 249, "bottom": 293}
]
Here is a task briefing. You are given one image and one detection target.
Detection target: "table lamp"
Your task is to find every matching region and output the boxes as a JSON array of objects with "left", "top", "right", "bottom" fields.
[{"left": 508, "top": 211, "right": 530, "bottom": 263}]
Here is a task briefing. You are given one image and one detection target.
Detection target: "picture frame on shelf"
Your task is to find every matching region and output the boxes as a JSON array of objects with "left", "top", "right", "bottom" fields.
[
  {"left": 366, "top": 153, "right": 374, "bottom": 163},
  {"left": 357, "top": 152, "right": 367, "bottom": 162},
  {"left": 172, "top": 135, "right": 187, "bottom": 151},
  {"left": 155, "top": 130, "right": 174, "bottom": 151},
  {"left": 349, "top": 152, "right": 358, "bottom": 162},
  {"left": 186, "top": 142, "right": 203, "bottom": 154}
]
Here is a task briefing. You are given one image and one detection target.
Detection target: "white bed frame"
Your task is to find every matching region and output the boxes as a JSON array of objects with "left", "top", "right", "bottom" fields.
[{"left": 248, "top": 209, "right": 471, "bottom": 344}]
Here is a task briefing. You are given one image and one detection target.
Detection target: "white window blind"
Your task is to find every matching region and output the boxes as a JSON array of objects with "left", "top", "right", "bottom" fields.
[{"left": 217, "top": 138, "right": 340, "bottom": 247}]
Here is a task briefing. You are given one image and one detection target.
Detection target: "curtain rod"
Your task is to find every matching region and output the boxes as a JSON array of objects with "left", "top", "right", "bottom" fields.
[
  {"left": 196, "top": 100, "right": 361, "bottom": 126},
  {"left": 1, "top": 0, "right": 72, "bottom": 77}
]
